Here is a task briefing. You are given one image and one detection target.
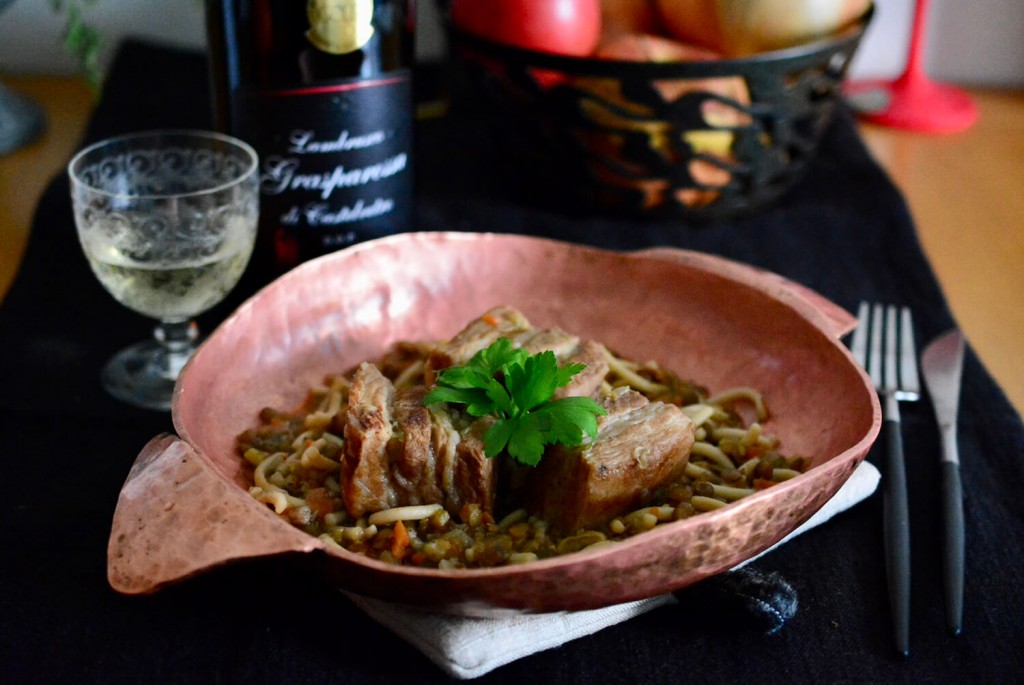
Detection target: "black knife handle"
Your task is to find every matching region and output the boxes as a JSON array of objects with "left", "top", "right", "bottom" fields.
[
  {"left": 883, "top": 416, "right": 911, "bottom": 657},
  {"left": 941, "top": 460, "right": 965, "bottom": 636}
]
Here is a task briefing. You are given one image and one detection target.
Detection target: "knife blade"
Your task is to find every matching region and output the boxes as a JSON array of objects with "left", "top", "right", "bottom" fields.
[{"left": 920, "top": 328, "right": 966, "bottom": 636}]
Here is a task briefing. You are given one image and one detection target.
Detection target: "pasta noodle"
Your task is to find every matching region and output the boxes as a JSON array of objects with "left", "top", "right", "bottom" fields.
[{"left": 368, "top": 504, "right": 444, "bottom": 526}]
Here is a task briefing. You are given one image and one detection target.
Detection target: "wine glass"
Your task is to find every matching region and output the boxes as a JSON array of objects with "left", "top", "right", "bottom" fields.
[
  {"left": 69, "top": 129, "right": 259, "bottom": 410},
  {"left": 844, "top": 0, "right": 977, "bottom": 134}
]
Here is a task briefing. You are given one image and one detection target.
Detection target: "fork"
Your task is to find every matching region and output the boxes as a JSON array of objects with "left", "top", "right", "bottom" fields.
[{"left": 850, "top": 302, "right": 921, "bottom": 658}]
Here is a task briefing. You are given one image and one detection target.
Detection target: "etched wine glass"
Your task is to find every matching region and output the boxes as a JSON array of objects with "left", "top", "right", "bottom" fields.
[{"left": 69, "top": 130, "right": 259, "bottom": 410}]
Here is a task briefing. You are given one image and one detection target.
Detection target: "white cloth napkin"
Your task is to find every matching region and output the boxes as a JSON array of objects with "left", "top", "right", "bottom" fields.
[{"left": 347, "top": 460, "right": 881, "bottom": 680}]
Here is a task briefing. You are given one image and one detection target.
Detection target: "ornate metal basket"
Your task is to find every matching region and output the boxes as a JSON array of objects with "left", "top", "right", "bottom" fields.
[{"left": 449, "top": 8, "right": 872, "bottom": 219}]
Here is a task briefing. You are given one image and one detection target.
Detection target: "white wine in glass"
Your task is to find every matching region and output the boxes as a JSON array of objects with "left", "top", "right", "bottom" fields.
[{"left": 69, "top": 129, "right": 259, "bottom": 410}]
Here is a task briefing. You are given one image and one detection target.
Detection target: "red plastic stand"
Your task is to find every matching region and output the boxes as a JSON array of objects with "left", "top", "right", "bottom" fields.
[{"left": 845, "top": 0, "right": 978, "bottom": 134}]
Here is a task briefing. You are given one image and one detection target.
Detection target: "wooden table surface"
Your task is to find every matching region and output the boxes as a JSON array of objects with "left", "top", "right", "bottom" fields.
[{"left": 2, "top": 74, "right": 1021, "bottom": 417}]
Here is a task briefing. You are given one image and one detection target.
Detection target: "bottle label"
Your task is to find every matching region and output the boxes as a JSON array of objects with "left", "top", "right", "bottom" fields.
[
  {"left": 306, "top": 0, "right": 375, "bottom": 55},
  {"left": 234, "top": 72, "right": 413, "bottom": 267}
]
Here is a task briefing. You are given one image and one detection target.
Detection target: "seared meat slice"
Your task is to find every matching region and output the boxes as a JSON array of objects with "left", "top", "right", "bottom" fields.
[
  {"left": 426, "top": 305, "right": 610, "bottom": 399},
  {"left": 341, "top": 363, "right": 400, "bottom": 516},
  {"left": 389, "top": 386, "right": 443, "bottom": 506},
  {"left": 515, "top": 328, "right": 610, "bottom": 400},
  {"left": 426, "top": 408, "right": 498, "bottom": 515},
  {"left": 452, "top": 418, "right": 498, "bottom": 514},
  {"left": 342, "top": 368, "right": 498, "bottom": 516},
  {"left": 527, "top": 390, "right": 694, "bottom": 532},
  {"left": 517, "top": 326, "right": 581, "bottom": 358},
  {"left": 373, "top": 341, "right": 433, "bottom": 385},
  {"left": 597, "top": 386, "right": 650, "bottom": 418},
  {"left": 554, "top": 339, "right": 610, "bottom": 400},
  {"left": 426, "top": 306, "right": 532, "bottom": 380}
]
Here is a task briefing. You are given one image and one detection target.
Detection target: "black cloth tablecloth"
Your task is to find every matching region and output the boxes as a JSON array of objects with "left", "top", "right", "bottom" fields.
[{"left": 2, "top": 41, "right": 1022, "bottom": 684}]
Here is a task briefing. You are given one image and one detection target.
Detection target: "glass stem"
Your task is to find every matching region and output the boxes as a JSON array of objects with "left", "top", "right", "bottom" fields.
[{"left": 154, "top": 319, "right": 199, "bottom": 380}]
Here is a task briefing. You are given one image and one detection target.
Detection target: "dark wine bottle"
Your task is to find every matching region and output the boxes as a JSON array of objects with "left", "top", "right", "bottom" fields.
[{"left": 205, "top": 0, "right": 415, "bottom": 275}]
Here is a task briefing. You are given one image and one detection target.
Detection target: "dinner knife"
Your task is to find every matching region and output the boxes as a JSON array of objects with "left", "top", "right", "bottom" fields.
[{"left": 920, "top": 329, "right": 966, "bottom": 636}]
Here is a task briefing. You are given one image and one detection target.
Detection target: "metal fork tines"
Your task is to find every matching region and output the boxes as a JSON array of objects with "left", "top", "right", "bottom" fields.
[{"left": 851, "top": 302, "right": 920, "bottom": 657}]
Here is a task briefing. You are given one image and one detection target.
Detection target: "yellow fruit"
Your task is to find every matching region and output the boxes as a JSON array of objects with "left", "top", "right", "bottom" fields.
[{"left": 655, "top": 0, "right": 871, "bottom": 56}]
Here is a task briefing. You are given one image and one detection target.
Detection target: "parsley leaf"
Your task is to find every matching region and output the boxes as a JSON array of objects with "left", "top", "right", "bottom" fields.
[{"left": 423, "top": 338, "right": 607, "bottom": 466}]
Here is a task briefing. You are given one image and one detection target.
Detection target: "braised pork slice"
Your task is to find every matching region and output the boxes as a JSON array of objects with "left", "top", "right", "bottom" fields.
[
  {"left": 454, "top": 419, "right": 498, "bottom": 513},
  {"left": 527, "top": 390, "right": 694, "bottom": 532},
  {"left": 427, "top": 306, "right": 610, "bottom": 400},
  {"left": 554, "top": 339, "right": 610, "bottom": 399},
  {"left": 516, "top": 326, "right": 581, "bottom": 358},
  {"left": 341, "top": 363, "right": 400, "bottom": 516},
  {"left": 515, "top": 328, "right": 610, "bottom": 399},
  {"left": 597, "top": 386, "right": 650, "bottom": 417},
  {"left": 389, "top": 386, "right": 443, "bottom": 506},
  {"left": 341, "top": 364, "right": 497, "bottom": 517},
  {"left": 424, "top": 408, "right": 498, "bottom": 515},
  {"left": 393, "top": 389, "right": 497, "bottom": 513},
  {"left": 425, "top": 306, "right": 532, "bottom": 380}
]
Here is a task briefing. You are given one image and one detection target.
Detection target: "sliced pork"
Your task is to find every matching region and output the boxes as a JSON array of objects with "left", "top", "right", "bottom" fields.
[
  {"left": 426, "top": 306, "right": 611, "bottom": 400},
  {"left": 425, "top": 306, "right": 532, "bottom": 380},
  {"left": 341, "top": 307, "right": 676, "bottom": 526},
  {"left": 526, "top": 389, "right": 695, "bottom": 532},
  {"left": 341, "top": 363, "right": 400, "bottom": 516},
  {"left": 389, "top": 386, "right": 443, "bottom": 506},
  {"left": 341, "top": 363, "right": 497, "bottom": 518},
  {"left": 553, "top": 339, "right": 610, "bottom": 399}
]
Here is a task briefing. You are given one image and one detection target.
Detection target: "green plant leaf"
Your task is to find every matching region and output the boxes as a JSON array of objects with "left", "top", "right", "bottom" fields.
[
  {"left": 425, "top": 338, "right": 607, "bottom": 466},
  {"left": 483, "top": 419, "right": 516, "bottom": 459},
  {"left": 555, "top": 361, "right": 587, "bottom": 388},
  {"left": 506, "top": 414, "right": 546, "bottom": 466},
  {"left": 476, "top": 337, "right": 526, "bottom": 375},
  {"left": 535, "top": 397, "right": 604, "bottom": 444},
  {"left": 506, "top": 350, "right": 559, "bottom": 414},
  {"left": 50, "top": 0, "right": 104, "bottom": 91}
]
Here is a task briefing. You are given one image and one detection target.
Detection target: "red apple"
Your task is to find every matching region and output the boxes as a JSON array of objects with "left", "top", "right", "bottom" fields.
[{"left": 450, "top": 0, "right": 603, "bottom": 57}]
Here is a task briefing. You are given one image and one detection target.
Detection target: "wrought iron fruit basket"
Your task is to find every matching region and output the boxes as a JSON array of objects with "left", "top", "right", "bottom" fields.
[{"left": 449, "top": 8, "right": 873, "bottom": 219}]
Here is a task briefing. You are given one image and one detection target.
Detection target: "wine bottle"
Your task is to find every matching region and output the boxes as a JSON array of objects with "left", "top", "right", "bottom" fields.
[{"left": 205, "top": 0, "right": 415, "bottom": 275}]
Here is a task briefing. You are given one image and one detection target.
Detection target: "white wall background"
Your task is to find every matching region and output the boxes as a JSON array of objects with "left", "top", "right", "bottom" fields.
[{"left": 1, "top": 0, "right": 1022, "bottom": 86}]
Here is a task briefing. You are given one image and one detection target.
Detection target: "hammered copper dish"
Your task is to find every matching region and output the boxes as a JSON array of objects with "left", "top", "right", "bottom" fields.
[{"left": 108, "top": 232, "right": 881, "bottom": 615}]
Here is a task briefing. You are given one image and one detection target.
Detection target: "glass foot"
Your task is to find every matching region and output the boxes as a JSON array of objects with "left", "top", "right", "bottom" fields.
[
  {"left": 101, "top": 339, "right": 194, "bottom": 411},
  {"left": 844, "top": 74, "right": 978, "bottom": 135}
]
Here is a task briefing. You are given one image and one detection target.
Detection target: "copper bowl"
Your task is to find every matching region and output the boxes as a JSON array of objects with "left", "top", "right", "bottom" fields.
[{"left": 108, "top": 232, "right": 880, "bottom": 615}]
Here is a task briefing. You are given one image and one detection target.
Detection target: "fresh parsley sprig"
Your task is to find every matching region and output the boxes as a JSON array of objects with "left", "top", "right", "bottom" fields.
[{"left": 423, "top": 338, "right": 606, "bottom": 466}]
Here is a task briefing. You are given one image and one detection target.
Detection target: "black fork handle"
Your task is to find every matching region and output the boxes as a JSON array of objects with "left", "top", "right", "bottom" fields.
[{"left": 882, "top": 407, "right": 911, "bottom": 657}]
